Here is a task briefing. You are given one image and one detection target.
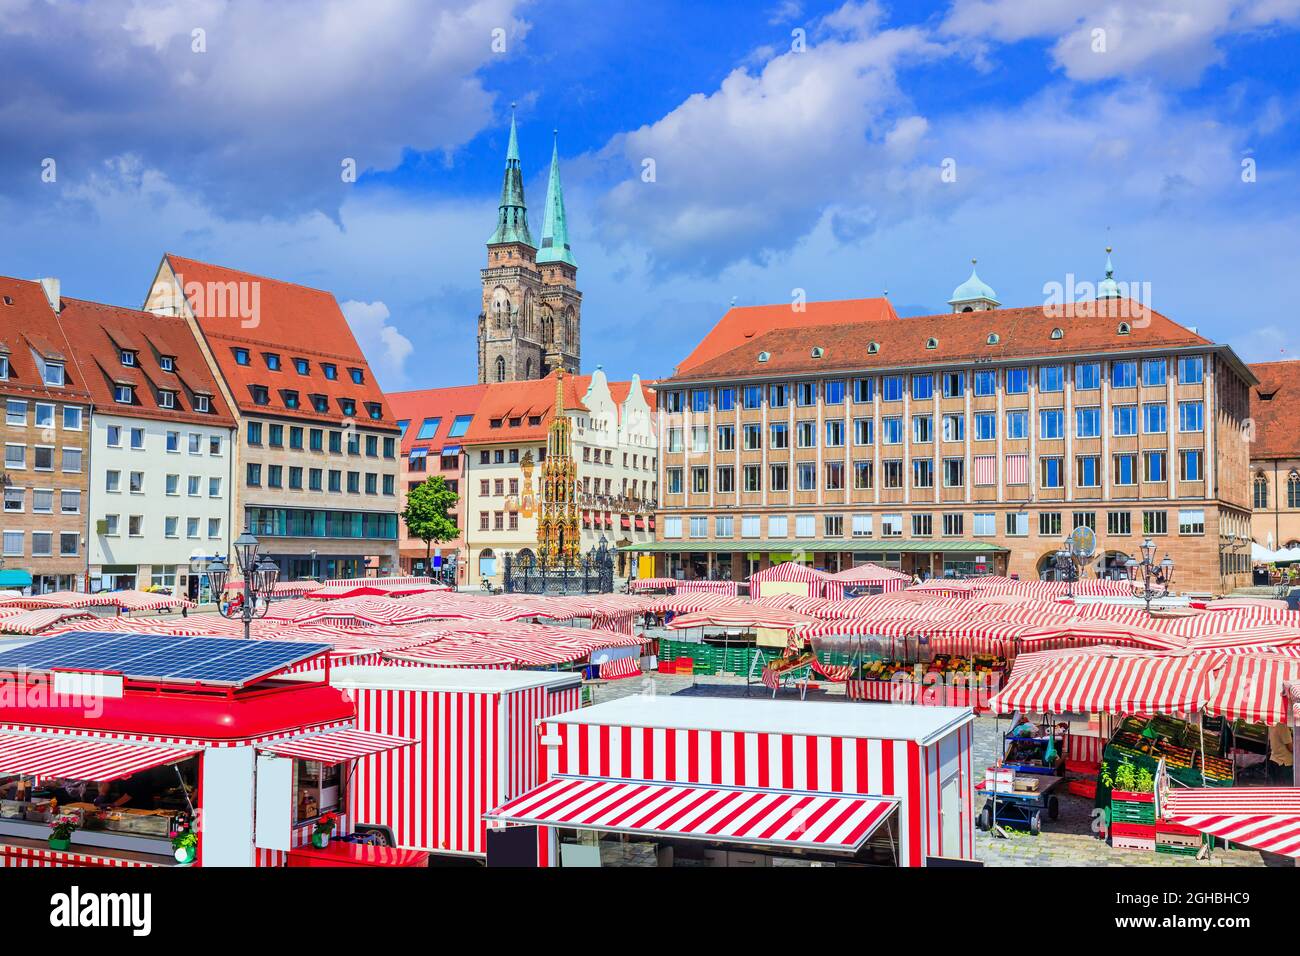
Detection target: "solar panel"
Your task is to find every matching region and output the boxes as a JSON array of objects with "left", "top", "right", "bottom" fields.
[{"left": 0, "top": 632, "right": 331, "bottom": 688}]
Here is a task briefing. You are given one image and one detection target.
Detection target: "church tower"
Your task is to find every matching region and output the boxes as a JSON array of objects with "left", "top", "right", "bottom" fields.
[{"left": 477, "top": 112, "right": 582, "bottom": 383}]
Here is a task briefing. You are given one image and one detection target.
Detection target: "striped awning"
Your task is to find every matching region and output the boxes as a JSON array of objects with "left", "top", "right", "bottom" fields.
[
  {"left": 0, "top": 733, "right": 199, "bottom": 780},
  {"left": 485, "top": 775, "right": 898, "bottom": 854},
  {"left": 1163, "top": 787, "right": 1300, "bottom": 858},
  {"left": 259, "top": 728, "right": 415, "bottom": 763},
  {"left": 1204, "top": 654, "right": 1300, "bottom": 725},
  {"left": 988, "top": 650, "right": 1217, "bottom": 715}
]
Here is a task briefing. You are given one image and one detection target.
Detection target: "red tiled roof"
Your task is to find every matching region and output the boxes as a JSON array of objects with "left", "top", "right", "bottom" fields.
[
  {"left": 387, "top": 383, "right": 488, "bottom": 455},
  {"left": 675, "top": 298, "right": 899, "bottom": 374},
  {"left": 1249, "top": 360, "right": 1300, "bottom": 461},
  {"left": 57, "top": 298, "right": 236, "bottom": 427},
  {"left": 0, "top": 276, "right": 93, "bottom": 403},
  {"left": 163, "top": 254, "right": 397, "bottom": 430},
  {"left": 458, "top": 371, "right": 656, "bottom": 446},
  {"left": 668, "top": 299, "right": 1214, "bottom": 382}
]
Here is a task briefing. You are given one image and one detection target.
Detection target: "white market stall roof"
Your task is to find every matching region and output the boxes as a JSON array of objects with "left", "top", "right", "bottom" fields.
[
  {"left": 485, "top": 775, "right": 899, "bottom": 854},
  {"left": 548, "top": 695, "right": 972, "bottom": 746}
]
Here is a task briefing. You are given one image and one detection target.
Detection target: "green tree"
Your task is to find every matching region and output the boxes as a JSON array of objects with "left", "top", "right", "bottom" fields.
[{"left": 402, "top": 475, "right": 460, "bottom": 572}]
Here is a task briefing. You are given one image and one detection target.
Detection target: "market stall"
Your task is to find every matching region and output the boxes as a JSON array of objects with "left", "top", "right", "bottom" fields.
[
  {"left": 485, "top": 695, "right": 977, "bottom": 867},
  {"left": 747, "top": 561, "right": 832, "bottom": 599}
]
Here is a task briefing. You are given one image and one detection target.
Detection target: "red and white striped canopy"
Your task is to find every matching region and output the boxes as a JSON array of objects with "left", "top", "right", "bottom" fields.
[
  {"left": 748, "top": 562, "right": 831, "bottom": 598},
  {"left": 259, "top": 728, "right": 415, "bottom": 762},
  {"left": 0, "top": 733, "right": 199, "bottom": 780},
  {"left": 486, "top": 775, "right": 899, "bottom": 853},
  {"left": 988, "top": 650, "right": 1217, "bottom": 715},
  {"left": 1203, "top": 654, "right": 1300, "bottom": 724},
  {"left": 668, "top": 606, "right": 818, "bottom": 631},
  {"left": 0, "top": 608, "right": 95, "bottom": 635},
  {"left": 1163, "top": 787, "right": 1300, "bottom": 858}
]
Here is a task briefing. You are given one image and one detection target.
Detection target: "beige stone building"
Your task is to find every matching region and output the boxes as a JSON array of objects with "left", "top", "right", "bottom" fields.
[
  {"left": 1249, "top": 360, "right": 1300, "bottom": 555},
  {"left": 644, "top": 263, "right": 1255, "bottom": 596}
]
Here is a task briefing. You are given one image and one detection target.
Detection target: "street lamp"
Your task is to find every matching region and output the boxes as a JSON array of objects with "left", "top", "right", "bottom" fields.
[
  {"left": 1052, "top": 542, "right": 1077, "bottom": 599},
  {"left": 1127, "top": 539, "right": 1174, "bottom": 615},
  {"left": 211, "top": 529, "right": 279, "bottom": 639}
]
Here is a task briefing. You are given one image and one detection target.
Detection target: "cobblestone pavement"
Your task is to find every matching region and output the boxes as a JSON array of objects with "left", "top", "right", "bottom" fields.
[{"left": 589, "top": 672, "right": 1278, "bottom": 868}]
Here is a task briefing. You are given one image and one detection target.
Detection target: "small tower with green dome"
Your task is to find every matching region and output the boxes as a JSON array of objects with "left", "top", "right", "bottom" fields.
[
  {"left": 949, "top": 259, "right": 1000, "bottom": 312},
  {"left": 1097, "top": 247, "right": 1121, "bottom": 299}
]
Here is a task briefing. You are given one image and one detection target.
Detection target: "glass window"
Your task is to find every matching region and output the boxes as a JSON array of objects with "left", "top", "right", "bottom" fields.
[
  {"left": 881, "top": 376, "right": 904, "bottom": 402},
  {"left": 293, "top": 760, "right": 344, "bottom": 824},
  {"left": 1143, "top": 403, "right": 1167, "bottom": 434},
  {"left": 973, "top": 370, "right": 997, "bottom": 396},
  {"left": 1005, "top": 368, "right": 1029, "bottom": 394},
  {"left": 1178, "top": 356, "right": 1204, "bottom": 385},
  {"left": 974, "top": 412, "right": 996, "bottom": 441},
  {"left": 1038, "top": 409, "right": 1064, "bottom": 440},
  {"left": 1178, "top": 401, "right": 1204, "bottom": 433},
  {"left": 825, "top": 380, "right": 846, "bottom": 405},
  {"left": 742, "top": 386, "right": 762, "bottom": 409},
  {"left": 1006, "top": 410, "right": 1029, "bottom": 440},
  {"left": 1113, "top": 405, "right": 1138, "bottom": 436},
  {"left": 690, "top": 389, "right": 710, "bottom": 413},
  {"left": 1075, "top": 406, "right": 1101, "bottom": 438},
  {"left": 1039, "top": 366, "right": 1064, "bottom": 392},
  {"left": 1142, "top": 359, "right": 1167, "bottom": 387},
  {"left": 1112, "top": 361, "right": 1137, "bottom": 389},
  {"left": 417, "top": 418, "right": 441, "bottom": 440},
  {"left": 853, "top": 378, "right": 875, "bottom": 403},
  {"left": 1074, "top": 363, "right": 1101, "bottom": 390},
  {"left": 911, "top": 374, "right": 934, "bottom": 400}
]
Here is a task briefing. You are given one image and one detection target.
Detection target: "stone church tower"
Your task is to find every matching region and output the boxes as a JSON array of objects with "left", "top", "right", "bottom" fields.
[{"left": 477, "top": 111, "right": 582, "bottom": 383}]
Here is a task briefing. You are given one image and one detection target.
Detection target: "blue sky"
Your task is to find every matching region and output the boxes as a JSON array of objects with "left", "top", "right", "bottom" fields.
[{"left": 1, "top": 0, "right": 1298, "bottom": 390}]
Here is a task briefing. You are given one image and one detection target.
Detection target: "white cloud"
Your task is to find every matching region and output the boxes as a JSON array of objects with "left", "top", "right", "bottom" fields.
[{"left": 340, "top": 300, "right": 415, "bottom": 388}]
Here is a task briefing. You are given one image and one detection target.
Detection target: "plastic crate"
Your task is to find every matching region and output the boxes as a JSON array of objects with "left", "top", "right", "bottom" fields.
[
  {"left": 1067, "top": 780, "right": 1097, "bottom": 799},
  {"left": 1111, "top": 808, "right": 1156, "bottom": 825},
  {"left": 1110, "top": 822, "right": 1156, "bottom": 839},
  {"left": 1111, "top": 835, "right": 1155, "bottom": 852},
  {"left": 1155, "top": 843, "right": 1200, "bottom": 857}
]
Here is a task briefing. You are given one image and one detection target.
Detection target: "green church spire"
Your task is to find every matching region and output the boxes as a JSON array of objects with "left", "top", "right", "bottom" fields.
[
  {"left": 488, "top": 105, "right": 533, "bottom": 246},
  {"left": 536, "top": 130, "right": 576, "bottom": 267}
]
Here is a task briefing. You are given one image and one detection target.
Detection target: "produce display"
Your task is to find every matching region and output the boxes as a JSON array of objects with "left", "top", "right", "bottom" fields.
[
  {"left": 1103, "top": 715, "right": 1234, "bottom": 791},
  {"left": 766, "top": 651, "right": 814, "bottom": 677},
  {"left": 853, "top": 654, "right": 1006, "bottom": 683}
]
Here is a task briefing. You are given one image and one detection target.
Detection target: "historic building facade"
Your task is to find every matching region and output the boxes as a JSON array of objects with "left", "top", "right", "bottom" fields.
[
  {"left": 537, "top": 372, "right": 580, "bottom": 563},
  {"left": 1248, "top": 360, "right": 1300, "bottom": 554},
  {"left": 477, "top": 113, "right": 582, "bottom": 384},
  {"left": 645, "top": 259, "right": 1256, "bottom": 596}
]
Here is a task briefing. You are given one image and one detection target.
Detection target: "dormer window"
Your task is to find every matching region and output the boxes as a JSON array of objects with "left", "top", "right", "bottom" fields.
[
  {"left": 509, "top": 416, "right": 521, "bottom": 427},
  {"left": 1, "top": 296, "right": 11, "bottom": 306},
  {"left": 42, "top": 360, "right": 65, "bottom": 387},
  {"left": 926, "top": 337, "right": 939, "bottom": 349},
  {"left": 339, "top": 398, "right": 356, "bottom": 417},
  {"left": 1118, "top": 322, "right": 1131, "bottom": 335},
  {"left": 194, "top": 394, "right": 211, "bottom": 413},
  {"left": 282, "top": 390, "right": 300, "bottom": 410},
  {"left": 159, "top": 355, "right": 175, "bottom": 372},
  {"left": 757, "top": 351, "right": 770, "bottom": 363},
  {"left": 366, "top": 402, "right": 383, "bottom": 421},
  {"left": 349, "top": 367, "right": 364, "bottom": 385},
  {"left": 265, "top": 352, "right": 282, "bottom": 371},
  {"left": 310, "top": 394, "right": 328, "bottom": 413},
  {"left": 158, "top": 389, "right": 176, "bottom": 409},
  {"left": 1050, "top": 328, "right": 1063, "bottom": 340},
  {"left": 113, "top": 384, "right": 134, "bottom": 404},
  {"left": 120, "top": 349, "right": 137, "bottom": 367},
  {"left": 811, "top": 347, "right": 824, "bottom": 359},
  {"left": 322, "top": 364, "right": 338, "bottom": 380},
  {"left": 293, "top": 357, "right": 310, "bottom": 375},
  {"left": 867, "top": 342, "right": 880, "bottom": 354},
  {"left": 986, "top": 333, "right": 1000, "bottom": 345},
  {"left": 0, "top": 355, "right": 8, "bottom": 380},
  {"left": 251, "top": 385, "right": 270, "bottom": 406},
  {"left": 233, "top": 348, "right": 250, "bottom": 365}
]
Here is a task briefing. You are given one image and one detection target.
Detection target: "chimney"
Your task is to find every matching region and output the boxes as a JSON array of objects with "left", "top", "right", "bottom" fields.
[{"left": 39, "top": 277, "right": 60, "bottom": 313}]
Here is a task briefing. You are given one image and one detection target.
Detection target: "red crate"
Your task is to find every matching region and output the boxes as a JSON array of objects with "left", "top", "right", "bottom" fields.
[
  {"left": 1064, "top": 759, "right": 1100, "bottom": 776},
  {"left": 1110, "top": 822, "right": 1156, "bottom": 839},
  {"left": 1155, "top": 822, "right": 1201, "bottom": 838},
  {"left": 1067, "top": 779, "right": 1097, "bottom": 799}
]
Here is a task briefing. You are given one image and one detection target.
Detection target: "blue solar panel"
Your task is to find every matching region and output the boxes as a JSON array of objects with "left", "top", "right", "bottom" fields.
[{"left": 0, "top": 632, "right": 330, "bottom": 687}]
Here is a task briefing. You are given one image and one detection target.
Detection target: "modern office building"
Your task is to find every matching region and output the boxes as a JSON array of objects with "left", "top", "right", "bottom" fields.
[
  {"left": 644, "top": 260, "right": 1256, "bottom": 595},
  {"left": 143, "top": 255, "right": 401, "bottom": 580}
]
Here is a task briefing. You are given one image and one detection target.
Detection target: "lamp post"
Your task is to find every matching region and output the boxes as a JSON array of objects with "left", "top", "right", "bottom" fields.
[
  {"left": 1052, "top": 542, "right": 1077, "bottom": 600},
  {"left": 1126, "top": 538, "right": 1174, "bottom": 615},
  {"left": 208, "top": 530, "right": 280, "bottom": 640}
]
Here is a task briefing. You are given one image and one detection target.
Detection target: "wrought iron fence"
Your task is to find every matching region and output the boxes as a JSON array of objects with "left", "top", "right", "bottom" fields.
[{"left": 503, "top": 544, "right": 615, "bottom": 594}]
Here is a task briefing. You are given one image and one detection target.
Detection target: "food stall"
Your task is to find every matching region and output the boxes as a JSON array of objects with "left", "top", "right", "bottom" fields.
[
  {"left": 485, "top": 695, "right": 977, "bottom": 867},
  {"left": 0, "top": 630, "right": 421, "bottom": 868},
  {"left": 286, "top": 666, "right": 581, "bottom": 859}
]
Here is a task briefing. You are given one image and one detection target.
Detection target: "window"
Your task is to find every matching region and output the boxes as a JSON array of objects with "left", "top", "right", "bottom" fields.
[
  {"left": 1178, "top": 509, "right": 1205, "bottom": 535},
  {"left": 189, "top": 432, "right": 203, "bottom": 454},
  {"left": 233, "top": 348, "right": 250, "bottom": 365},
  {"left": 165, "top": 474, "right": 178, "bottom": 495},
  {"left": 942, "top": 414, "right": 964, "bottom": 442},
  {"left": 882, "top": 417, "right": 903, "bottom": 444},
  {"left": 853, "top": 460, "right": 873, "bottom": 490},
  {"left": 264, "top": 353, "right": 282, "bottom": 371},
  {"left": 1040, "top": 456, "right": 1064, "bottom": 488},
  {"left": 130, "top": 427, "right": 144, "bottom": 449},
  {"left": 1075, "top": 406, "right": 1101, "bottom": 438},
  {"left": 911, "top": 374, "right": 934, "bottom": 400},
  {"left": 31, "top": 532, "right": 51, "bottom": 557},
  {"left": 796, "top": 420, "right": 816, "bottom": 448},
  {"left": 796, "top": 382, "right": 816, "bottom": 406},
  {"left": 1005, "top": 512, "right": 1029, "bottom": 536},
  {"left": 769, "top": 384, "right": 789, "bottom": 408},
  {"left": 245, "top": 422, "right": 261, "bottom": 446},
  {"left": 448, "top": 415, "right": 472, "bottom": 438},
  {"left": 1290, "top": 473, "right": 1300, "bottom": 509},
  {"left": 662, "top": 516, "right": 685, "bottom": 539},
  {"left": 1143, "top": 510, "right": 1168, "bottom": 535},
  {"left": 322, "top": 363, "right": 338, "bottom": 381},
  {"left": 691, "top": 467, "right": 708, "bottom": 494},
  {"left": 107, "top": 470, "right": 123, "bottom": 493},
  {"left": 943, "top": 458, "right": 964, "bottom": 487},
  {"left": 741, "top": 386, "right": 762, "bottom": 409},
  {"left": 1005, "top": 368, "right": 1029, "bottom": 394},
  {"left": 1006, "top": 410, "right": 1029, "bottom": 440},
  {"left": 1180, "top": 449, "right": 1203, "bottom": 482},
  {"left": 824, "top": 461, "right": 844, "bottom": 490},
  {"left": 349, "top": 368, "right": 364, "bottom": 385},
  {"left": 666, "top": 428, "right": 683, "bottom": 453},
  {"left": 1075, "top": 362, "right": 1101, "bottom": 390},
  {"left": 4, "top": 400, "right": 24, "bottom": 426},
  {"left": 1143, "top": 451, "right": 1166, "bottom": 483},
  {"left": 881, "top": 514, "right": 903, "bottom": 537},
  {"left": 716, "top": 466, "right": 735, "bottom": 494},
  {"left": 795, "top": 514, "right": 816, "bottom": 538},
  {"left": 689, "top": 516, "right": 708, "bottom": 538},
  {"left": 1107, "top": 511, "right": 1131, "bottom": 536},
  {"left": 1, "top": 531, "right": 21, "bottom": 556},
  {"left": 715, "top": 515, "right": 734, "bottom": 537},
  {"left": 912, "top": 459, "right": 933, "bottom": 488},
  {"left": 882, "top": 460, "right": 903, "bottom": 489},
  {"left": 2, "top": 487, "right": 22, "bottom": 512},
  {"left": 825, "top": 420, "right": 845, "bottom": 447},
  {"left": 853, "top": 378, "right": 875, "bottom": 403},
  {"left": 689, "top": 389, "right": 710, "bottom": 413},
  {"left": 973, "top": 370, "right": 997, "bottom": 396},
  {"left": 973, "top": 455, "right": 996, "bottom": 485},
  {"left": 59, "top": 532, "right": 77, "bottom": 557},
  {"left": 881, "top": 376, "right": 904, "bottom": 402},
  {"left": 1039, "top": 409, "right": 1064, "bottom": 440},
  {"left": 32, "top": 446, "right": 53, "bottom": 471},
  {"left": 194, "top": 395, "right": 210, "bottom": 413},
  {"left": 164, "top": 516, "right": 179, "bottom": 539},
  {"left": 42, "top": 361, "right": 64, "bottom": 387},
  {"left": 293, "top": 357, "right": 310, "bottom": 375},
  {"left": 269, "top": 466, "right": 284, "bottom": 489},
  {"left": 941, "top": 371, "right": 965, "bottom": 398},
  {"left": 1178, "top": 356, "right": 1204, "bottom": 385},
  {"left": 128, "top": 515, "right": 143, "bottom": 537},
  {"left": 246, "top": 463, "right": 262, "bottom": 486},
  {"left": 824, "top": 514, "right": 844, "bottom": 537},
  {"left": 1111, "top": 361, "right": 1137, "bottom": 389},
  {"left": 974, "top": 412, "right": 996, "bottom": 441},
  {"left": 1039, "top": 512, "right": 1062, "bottom": 536},
  {"left": 1077, "top": 455, "right": 1100, "bottom": 487},
  {"left": 34, "top": 403, "right": 53, "bottom": 429},
  {"left": 63, "top": 406, "right": 82, "bottom": 430},
  {"left": 666, "top": 468, "right": 683, "bottom": 495},
  {"left": 743, "top": 424, "right": 762, "bottom": 450},
  {"left": 912, "top": 415, "right": 933, "bottom": 444},
  {"left": 1039, "top": 365, "right": 1064, "bottom": 392},
  {"left": 1113, "top": 405, "right": 1138, "bottom": 436},
  {"left": 717, "top": 388, "right": 736, "bottom": 411},
  {"left": 1113, "top": 453, "right": 1136, "bottom": 485},
  {"left": 113, "top": 384, "right": 134, "bottom": 404},
  {"left": 130, "top": 471, "right": 145, "bottom": 493},
  {"left": 691, "top": 426, "right": 709, "bottom": 453},
  {"left": 208, "top": 518, "right": 222, "bottom": 539},
  {"left": 59, "top": 490, "right": 78, "bottom": 514},
  {"left": 1178, "top": 401, "right": 1204, "bottom": 433},
  {"left": 158, "top": 390, "right": 176, "bottom": 409},
  {"left": 797, "top": 462, "right": 816, "bottom": 491},
  {"left": 741, "top": 515, "right": 762, "bottom": 538},
  {"left": 853, "top": 418, "right": 874, "bottom": 445},
  {"left": 1143, "top": 403, "right": 1167, "bottom": 434},
  {"left": 912, "top": 514, "right": 933, "bottom": 537},
  {"left": 1142, "top": 358, "right": 1167, "bottom": 387},
  {"left": 768, "top": 515, "right": 788, "bottom": 537},
  {"left": 973, "top": 513, "right": 996, "bottom": 536},
  {"left": 716, "top": 425, "right": 735, "bottom": 451}
]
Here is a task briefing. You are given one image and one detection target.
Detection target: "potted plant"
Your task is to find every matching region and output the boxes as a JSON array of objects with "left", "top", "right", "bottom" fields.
[
  {"left": 49, "top": 813, "right": 79, "bottom": 851},
  {"left": 171, "top": 816, "right": 198, "bottom": 865},
  {"left": 1110, "top": 758, "right": 1155, "bottom": 803},
  {"left": 311, "top": 811, "right": 338, "bottom": 848}
]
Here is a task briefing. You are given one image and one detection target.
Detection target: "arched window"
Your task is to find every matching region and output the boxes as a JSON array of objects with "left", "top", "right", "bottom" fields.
[
  {"left": 525, "top": 358, "right": 534, "bottom": 379},
  {"left": 495, "top": 355, "right": 506, "bottom": 382},
  {"left": 1253, "top": 473, "right": 1269, "bottom": 510},
  {"left": 1289, "top": 471, "right": 1300, "bottom": 509},
  {"left": 986, "top": 333, "right": 1000, "bottom": 345},
  {"left": 1050, "top": 328, "right": 1063, "bottom": 340}
]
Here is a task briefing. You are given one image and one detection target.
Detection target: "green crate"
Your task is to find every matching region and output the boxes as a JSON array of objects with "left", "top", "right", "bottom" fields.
[{"left": 1155, "top": 843, "right": 1200, "bottom": 857}]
